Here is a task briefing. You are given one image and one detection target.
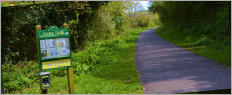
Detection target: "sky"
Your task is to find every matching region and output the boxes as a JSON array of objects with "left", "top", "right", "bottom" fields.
[
  {"left": 131, "top": 1, "right": 151, "bottom": 11},
  {"left": 138, "top": 1, "right": 151, "bottom": 10},
  {"left": 125, "top": 1, "right": 152, "bottom": 13}
]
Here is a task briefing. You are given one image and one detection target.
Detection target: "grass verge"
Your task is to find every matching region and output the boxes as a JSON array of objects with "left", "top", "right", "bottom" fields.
[
  {"left": 155, "top": 27, "right": 231, "bottom": 67},
  {"left": 9, "top": 26, "right": 158, "bottom": 94}
]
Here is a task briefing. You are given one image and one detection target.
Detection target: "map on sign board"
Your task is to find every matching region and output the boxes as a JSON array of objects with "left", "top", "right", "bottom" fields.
[
  {"left": 46, "top": 39, "right": 54, "bottom": 48},
  {"left": 40, "top": 37, "right": 70, "bottom": 59},
  {"left": 40, "top": 40, "right": 46, "bottom": 49}
]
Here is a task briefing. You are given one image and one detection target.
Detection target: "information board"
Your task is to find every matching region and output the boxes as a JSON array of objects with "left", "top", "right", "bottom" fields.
[
  {"left": 37, "top": 26, "right": 72, "bottom": 70},
  {"left": 40, "top": 38, "right": 70, "bottom": 59}
]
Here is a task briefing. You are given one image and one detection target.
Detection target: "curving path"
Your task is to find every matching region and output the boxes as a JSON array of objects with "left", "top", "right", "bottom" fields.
[{"left": 134, "top": 27, "right": 231, "bottom": 94}]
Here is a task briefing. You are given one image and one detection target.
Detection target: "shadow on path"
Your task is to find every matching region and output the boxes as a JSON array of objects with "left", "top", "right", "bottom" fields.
[{"left": 134, "top": 28, "right": 231, "bottom": 94}]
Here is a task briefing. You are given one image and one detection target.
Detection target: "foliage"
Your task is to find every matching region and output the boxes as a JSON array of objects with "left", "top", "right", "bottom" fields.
[
  {"left": 1, "top": 1, "right": 109, "bottom": 92},
  {"left": 148, "top": 1, "right": 161, "bottom": 13},
  {"left": 127, "top": 13, "right": 161, "bottom": 28},
  {"left": 90, "top": 6, "right": 116, "bottom": 40},
  {"left": 83, "top": 1, "right": 136, "bottom": 41},
  {"left": 124, "top": 1, "right": 139, "bottom": 17},
  {"left": 1, "top": 2, "right": 75, "bottom": 65},
  {"left": 153, "top": 1, "right": 231, "bottom": 66},
  {"left": 68, "top": 1, "right": 110, "bottom": 51},
  {"left": 1, "top": 60, "right": 40, "bottom": 93},
  {"left": 1, "top": 1, "right": 111, "bottom": 64},
  {"left": 1, "top": 1, "right": 61, "bottom": 7}
]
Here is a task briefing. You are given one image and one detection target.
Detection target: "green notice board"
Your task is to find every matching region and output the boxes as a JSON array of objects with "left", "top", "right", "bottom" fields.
[{"left": 37, "top": 25, "right": 72, "bottom": 70}]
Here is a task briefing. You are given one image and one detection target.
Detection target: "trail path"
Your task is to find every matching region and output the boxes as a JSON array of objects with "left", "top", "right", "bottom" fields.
[{"left": 134, "top": 27, "right": 231, "bottom": 94}]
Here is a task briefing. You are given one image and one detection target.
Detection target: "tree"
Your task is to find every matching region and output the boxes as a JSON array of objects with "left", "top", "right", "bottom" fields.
[
  {"left": 148, "top": 1, "right": 161, "bottom": 13},
  {"left": 1, "top": 1, "right": 109, "bottom": 64}
]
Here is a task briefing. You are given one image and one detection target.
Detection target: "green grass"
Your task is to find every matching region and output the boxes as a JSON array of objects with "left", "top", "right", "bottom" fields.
[
  {"left": 155, "top": 27, "right": 231, "bottom": 67},
  {"left": 6, "top": 26, "right": 158, "bottom": 94},
  {"left": 186, "top": 46, "right": 231, "bottom": 66}
]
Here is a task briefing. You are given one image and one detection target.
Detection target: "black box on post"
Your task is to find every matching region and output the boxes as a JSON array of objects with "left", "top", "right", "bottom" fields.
[{"left": 39, "top": 72, "right": 51, "bottom": 90}]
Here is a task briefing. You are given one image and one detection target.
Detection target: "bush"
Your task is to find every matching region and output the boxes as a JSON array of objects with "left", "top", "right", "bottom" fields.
[
  {"left": 91, "top": 10, "right": 116, "bottom": 40},
  {"left": 2, "top": 61, "right": 39, "bottom": 93},
  {"left": 126, "top": 13, "right": 161, "bottom": 28}
]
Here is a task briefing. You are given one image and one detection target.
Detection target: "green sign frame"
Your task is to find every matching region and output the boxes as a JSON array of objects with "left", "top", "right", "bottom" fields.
[{"left": 36, "top": 25, "right": 72, "bottom": 70}]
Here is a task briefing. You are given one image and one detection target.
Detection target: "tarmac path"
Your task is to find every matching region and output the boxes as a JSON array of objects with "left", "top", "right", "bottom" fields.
[{"left": 134, "top": 27, "right": 231, "bottom": 94}]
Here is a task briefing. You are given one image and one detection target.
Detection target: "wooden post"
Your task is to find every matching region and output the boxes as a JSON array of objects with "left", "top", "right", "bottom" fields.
[
  {"left": 35, "top": 25, "right": 42, "bottom": 71},
  {"left": 67, "top": 67, "right": 75, "bottom": 94},
  {"left": 35, "top": 25, "right": 47, "bottom": 94},
  {"left": 63, "top": 23, "right": 75, "bottom": 94}
]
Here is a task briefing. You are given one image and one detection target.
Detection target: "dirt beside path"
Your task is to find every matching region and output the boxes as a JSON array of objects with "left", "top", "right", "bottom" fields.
[{"left": 134, "top": 27, "right": 231, "bottom": 94}]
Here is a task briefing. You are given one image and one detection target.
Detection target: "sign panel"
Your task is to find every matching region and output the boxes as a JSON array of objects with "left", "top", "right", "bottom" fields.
[
  {"left": 37, "top": 26, "right": 69, "bottom": 39},
  {"left": 37, "top": 25, "right": 72, "bottom": 70},
  {"left": 42, "top": 59, "right": 71, "bottom": 69},
  {"left": 40, "top": 38, "right": 70, "bottom": 60}
]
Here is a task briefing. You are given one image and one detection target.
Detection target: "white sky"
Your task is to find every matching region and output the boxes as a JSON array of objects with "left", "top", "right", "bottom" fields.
[
  {"left": 138, "top": 1, "right": 150, "bottom": 10},
  {"left": 124, "top": 1, "right": 151, "bottom": 13},
  {"left": 132, "top": 1, "right": 151, "bottom": 11}
]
